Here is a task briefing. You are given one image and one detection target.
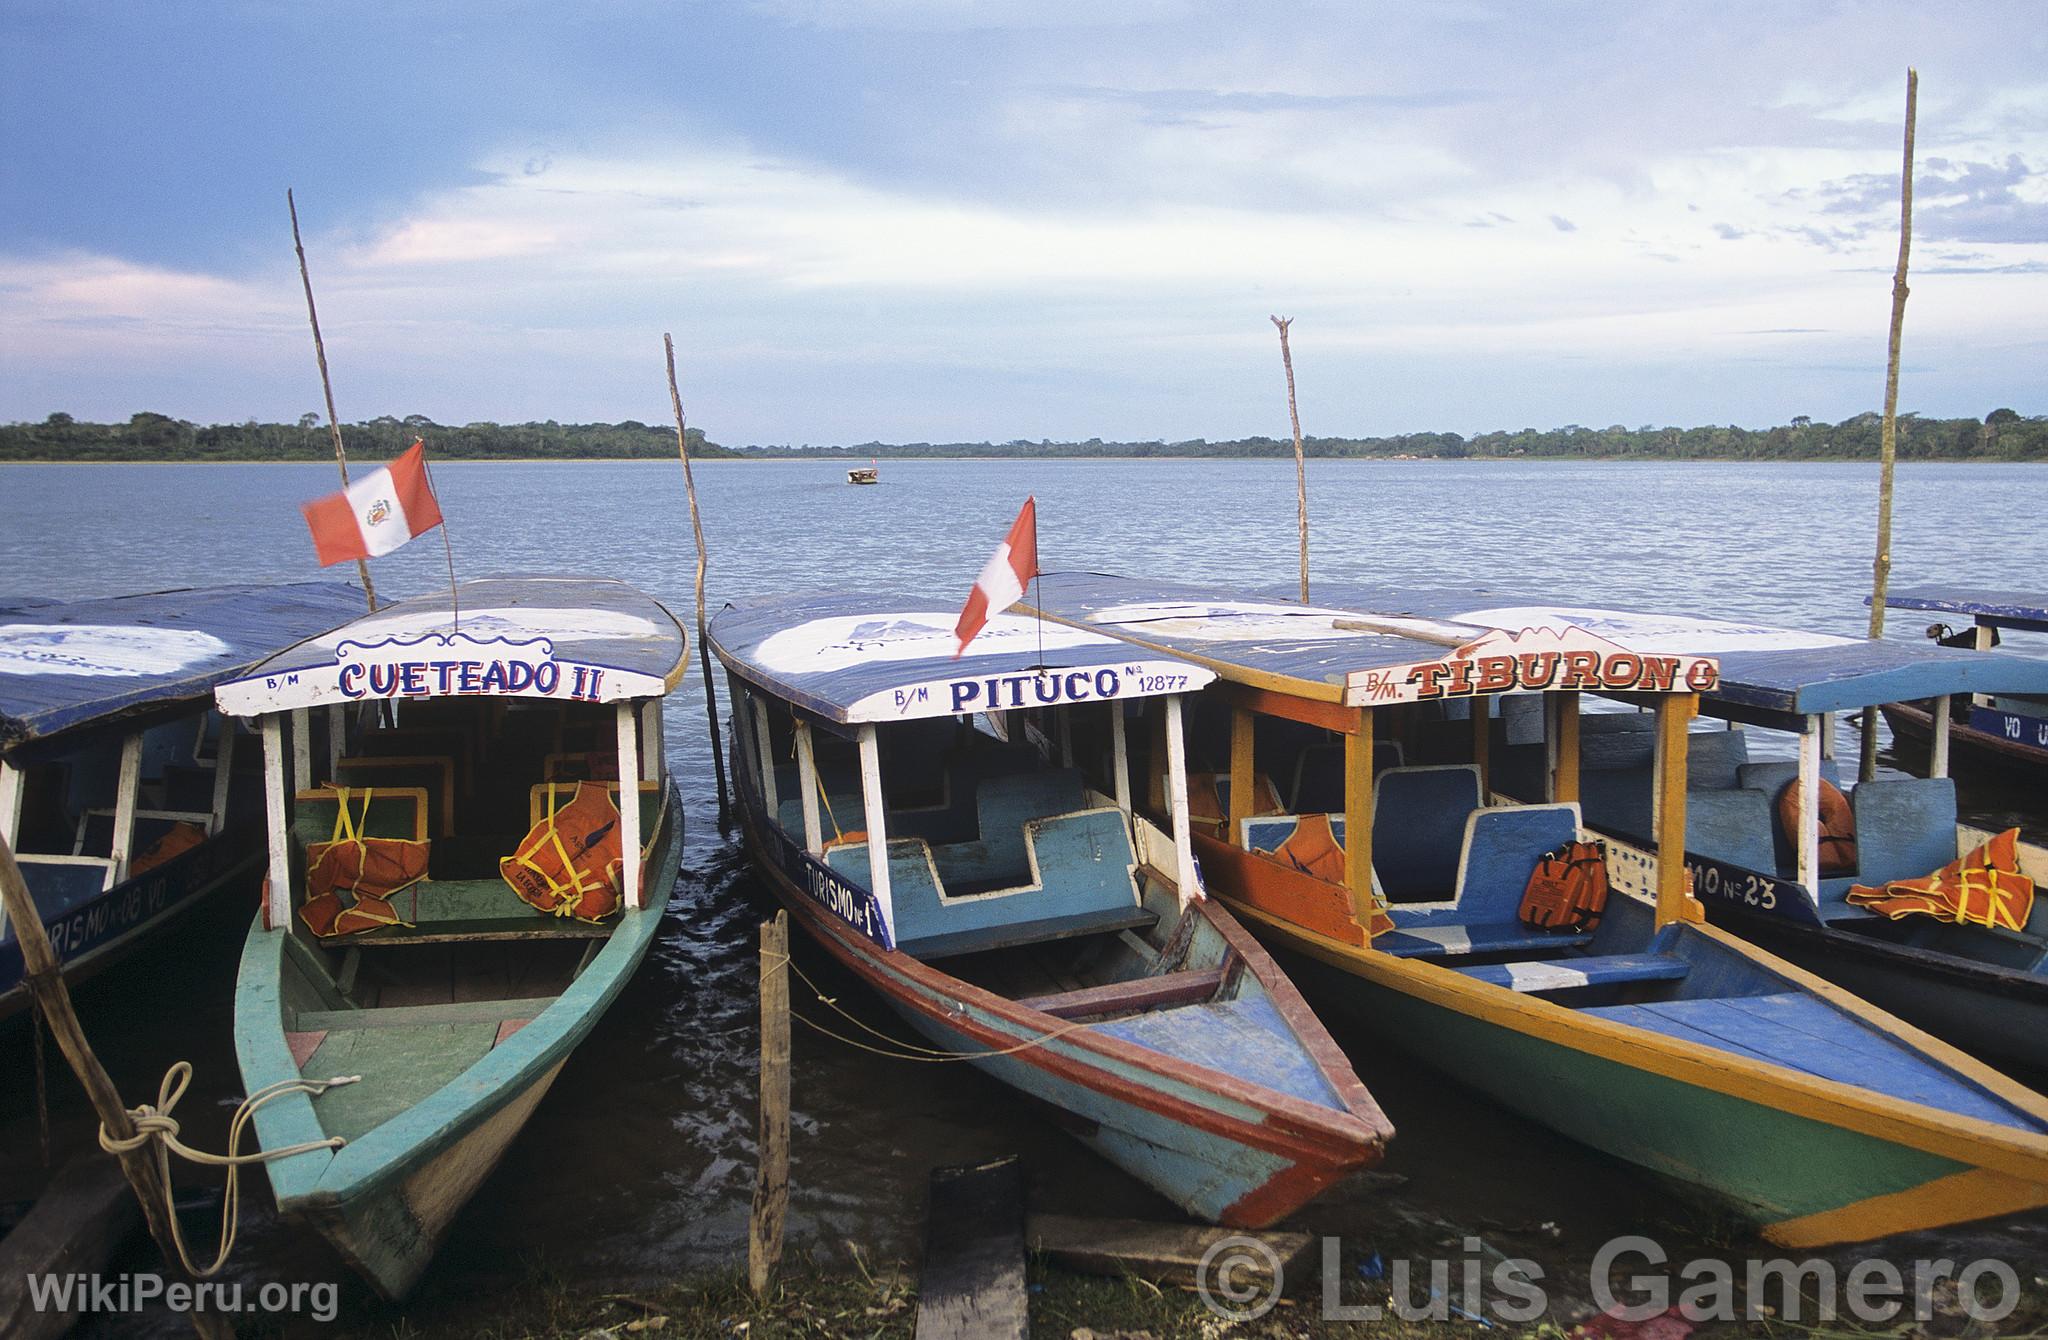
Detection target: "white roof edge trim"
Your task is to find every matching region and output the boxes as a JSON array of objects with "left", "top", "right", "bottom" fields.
[{"left": 843, "top": 658, "right": 1218, "bottom": 723}]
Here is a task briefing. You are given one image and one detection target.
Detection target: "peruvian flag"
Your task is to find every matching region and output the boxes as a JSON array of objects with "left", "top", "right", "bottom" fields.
[
  {"left": 954, "top": 497, "right": 1038, "bottom": 657},
  {"left": 301, "top": 439, "right": 445, "bottom": 566}
]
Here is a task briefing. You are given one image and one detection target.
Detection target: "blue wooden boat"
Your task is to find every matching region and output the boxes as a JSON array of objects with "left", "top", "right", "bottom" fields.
[
  {"left": 213, "top": 576, "right": 687, "bottom": 1299},
  {"left": 708, "top": 593, "right": 1394, "bottom": 1227},
  {"left": 1018, "top": 573, "right": 2048, "bottom": 1245},
  {"left": 1877, "top": 586, "right": 2048, "bottom": 779},
  {"left": 1, "top": 582, "right": 365, "bottom": 1023}
]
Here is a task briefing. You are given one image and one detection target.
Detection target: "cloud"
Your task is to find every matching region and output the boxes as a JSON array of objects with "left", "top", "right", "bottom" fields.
[{"left": 1815, "top": 154, "right": 2048, "bottom": 243}]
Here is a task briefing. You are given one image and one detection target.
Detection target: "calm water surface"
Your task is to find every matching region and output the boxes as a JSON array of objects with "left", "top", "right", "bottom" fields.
[{"left": 1, "top": 459, "right": 2043, "bottom": 1329}]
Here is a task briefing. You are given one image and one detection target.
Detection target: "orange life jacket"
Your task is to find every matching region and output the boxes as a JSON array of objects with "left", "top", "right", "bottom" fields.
[
  {"left": 132, "top": 821, "right": 207, "bottom": 876},
  {"left": 1776, "top": 778, "right": 1858, "bottom": 876},
  {"left": 501, "top": 781, "right": 625, "bottom": 923},
  {"left": 1846, "top": 827, "right": 2036, "bottom": 932},
  {"left": 1519, "top": 840, "right": 1611, "bottom": 932},
  {"left": 299, "top": 786, "right": 429, "bottom": 938},
  {"left": 1269, "top": 814, "right": 1394, "bottom": 936}
]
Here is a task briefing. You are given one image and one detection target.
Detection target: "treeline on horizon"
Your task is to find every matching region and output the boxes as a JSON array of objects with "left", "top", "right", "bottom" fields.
[{"left": 4, "top": 407, "right": 2045, "bottom": 463}]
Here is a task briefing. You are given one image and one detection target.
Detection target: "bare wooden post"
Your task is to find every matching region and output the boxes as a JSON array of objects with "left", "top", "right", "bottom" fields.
[
  {"left": 749, "top": 910, "right": 791, "bottom": 1295},
  {"left": 1270, "top": 316, "right": 1309, "bottom": 603},
  {"left": 1861, "top": 68, "right": 1917, "bottom": 783},
  {"left": 0, "top": 837, "right": 233, "bottom": 1340},
  {"left": 665, "top": 334, "right": 731, "bottom": 826},
  {"left": 287, "top": 189, "right": 375, "bottom": 613}
]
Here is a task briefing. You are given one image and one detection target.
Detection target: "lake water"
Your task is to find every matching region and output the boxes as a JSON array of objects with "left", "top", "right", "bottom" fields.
[{"left": 2, "top": 458, "right": 2043, "bottom": 1331}]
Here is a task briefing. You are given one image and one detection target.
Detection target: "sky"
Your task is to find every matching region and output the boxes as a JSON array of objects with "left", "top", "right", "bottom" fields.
[{"left": 2, "top": 1, "right": 2044, "bottom": 445}]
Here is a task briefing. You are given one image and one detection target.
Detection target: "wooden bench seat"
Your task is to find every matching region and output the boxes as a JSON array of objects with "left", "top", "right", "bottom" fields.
[
  {"left": 295, "top": 999, "right": 546, "bottom": 1031},
  {"left": 1450, "top": 953, "right": 1690, "bottom": 994},
  {"left": 1019, "top": 965, "right": 1227, "bottom": 1019},
  {"left": 910, "top": 905, "right": 1158, "bottom": 961}
]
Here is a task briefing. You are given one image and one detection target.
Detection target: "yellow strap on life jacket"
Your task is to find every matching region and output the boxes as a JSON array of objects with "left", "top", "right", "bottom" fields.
[{"left": 510, "top": 783, "right": 611, "bottom": 917}]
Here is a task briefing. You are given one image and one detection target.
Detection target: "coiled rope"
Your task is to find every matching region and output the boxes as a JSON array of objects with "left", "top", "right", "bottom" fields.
[{"left": 98, "top": 1061, "right": 361, "bottom": 1277}]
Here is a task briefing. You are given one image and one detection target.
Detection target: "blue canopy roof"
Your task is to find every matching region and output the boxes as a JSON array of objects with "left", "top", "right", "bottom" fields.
[
  {"left": 1880, "top": 586, "right": 2048, "bottom": 633},
  {"left": 1, "top": 582, "right": 365, "bottom": 753},
  {"left": 1017, "top": 573, "right": 1721, "bottom": 707},
  {"left": 708, "top": 591, "right": 1215, "bottom": 725},
  {"left": 214, "top": 575, "right": 687, "bottom": 717},
  {"left": 1275, "top": 581, "right": 2048, "bottom": 717}
]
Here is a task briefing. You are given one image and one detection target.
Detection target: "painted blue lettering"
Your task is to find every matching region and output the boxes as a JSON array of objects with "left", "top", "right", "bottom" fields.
[
  {"left": 1095, "top": 668, "right": 1120, "bottom": 697},
  {"left": 505, "top": 662, "right": 535, "bottom": 693},
  {"left": 480, "top": 661, "right": 508, "bottom": 693},
  {"left": 338, "top": 664, "right": 365, "bottom": 699},
  {"left": 1064, "top": 671, "right": 1090, "bottom": 701},
  {"left": 369, "top": 664, "right": 400, "bottom": 696},
  {"left": 458, "top": 662, "right": 482, "bottom": 693},
  {"left": 1033, "top": 674, "right": 1060, "bottom": 704},
  {"left": 534, "top": 663, "right": 561, "bottom": 694},
  {"left": 400, "top": 663, "right": 427, "bottom": 695},
  {"left": 951, "top": 680, "right": 981, "bottom": 712}
]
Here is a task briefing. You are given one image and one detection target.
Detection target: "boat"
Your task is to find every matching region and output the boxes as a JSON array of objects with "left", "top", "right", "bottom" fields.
[
  {"left": 1, "top": 582, "right": 365, "bottom": 1023},
  {"left": 1876, "top": 586, "right": 2048, "bottom": 778},
  {"left": 1017, "top": 573, "right": 2048, "bottom": 1246},
  {"left": 213, "top": 575, "right": 687, "bottom": 1299},
  {"left": 847, "top": 460, "right": 880, "bottom": 485},
  {"left": 707, "top": 592, "right": 1393, "bottom": 1226}
]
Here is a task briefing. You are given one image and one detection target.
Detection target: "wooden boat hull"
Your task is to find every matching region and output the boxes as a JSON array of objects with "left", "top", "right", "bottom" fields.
[
  {"left": 0, "top": 823, "right": 259, "bottom": 1025},
  {"left": 237, "top": 783, "right": 681, "bottom": 1299},
  {"left": 1227, "top": 899, "right": 2048, "bottom": 1247},
  {"left": 740, "top": 806, "right": 1386, "bottom": 1227},
  {"left": 1882, "top": 700, "right": 2048, "bottom": 778}
]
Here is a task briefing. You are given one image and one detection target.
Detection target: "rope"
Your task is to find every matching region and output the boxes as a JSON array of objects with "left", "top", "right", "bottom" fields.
[
  {"left": 98, "top": 1061, "right": 362, "bottom": 1277},
  {"left": 29, "top": 992, "right": 50, "bottom": 1167},
  {"left": 766, "top": 951, "right": 1100, "bottom": 1064}
]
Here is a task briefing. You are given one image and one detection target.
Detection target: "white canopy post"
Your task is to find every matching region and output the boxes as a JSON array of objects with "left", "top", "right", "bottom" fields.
[
  {"left": 208, "top": 716, "right": 237, "bottom": 836},
  {"left": 1110, "top": 702, "right": 1132, "bottom": 819},
  {"left": 641, "top": 698, "right": 664, "bottom": 782},
  {"left": 1796, "top": 716, "right": 1822, "bottom": 895},
  {"left": 262, "top": 715, "right": 291, "bottom": 930},
  {"left": 856, "top": 725, "right": 895, "bottom": 931},
  {"left": 290, "top": 707, "right": 312, "bottom": 795},
  {"left": 794, "top": 720, "right": 824, "bottom": 855},
  {"left": 0, "top": 761, "right": 18, "bottom": 940},
  {"left": 109, "top": 733, "right": 142, "bottom": 884},
  {"left": 616, "top": 702, "right": 644, "bottom": 910},
  {"left": 1819, "top": 710, "right": 1835, "bottom": 760},
  {"left": 1163, "top": 695, "right": 1200, "bottom": 903},
  {"left": 325, "top": 704, "right": 344, "bottom": 778},
  {"left": 753, "top": 697, "right": 780, "bottom": 813},
  {"left": 1930, "top": 695, "right": 1952, "bottom": 778}
]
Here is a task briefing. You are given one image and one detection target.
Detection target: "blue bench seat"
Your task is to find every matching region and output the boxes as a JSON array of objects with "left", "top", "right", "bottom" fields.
[
  {"left": 1450, "top": 953, "right": 1689, "bottom": 994},
  {"left": 1378, "top": 920, "right": 1593, "bottom": 958}
]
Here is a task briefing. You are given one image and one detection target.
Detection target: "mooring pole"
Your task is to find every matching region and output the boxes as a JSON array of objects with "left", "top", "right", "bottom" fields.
[
  {"left": 287, "top": 189, "right": 376, "bottom": 613},
  {"left": 1861, "top": 68, "right": 1917, "bottom": 783},
  {"left": 665, "top": 334, "right": 731, "bottom": 826},
  {"left": 1271, "top": 316, "right": 1309, "bottom": 603},
  {"left": 0, "top": 838, "right": 232, "bottom": 1340},
  {"left": 749, "top": 911, "right": 791, "bottom": 1295}
]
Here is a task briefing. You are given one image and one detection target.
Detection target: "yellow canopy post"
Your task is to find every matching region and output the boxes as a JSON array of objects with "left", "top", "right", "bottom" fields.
[
  {"left": 1655, "top": 693, "right": 1700, "bottom": 928},
  {"left": 1228, "top": 705, "right": 1255, "bottom": 846},
  {"left": 1346, "top": 707, "right": 1376, "bottom": 936},
  {"left": 1552, "top": 690, "right": 1580, "bottom": 803}
]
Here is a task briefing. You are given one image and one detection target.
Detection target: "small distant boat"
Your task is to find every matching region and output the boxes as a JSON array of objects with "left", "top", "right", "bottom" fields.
[
  {"left": 1020, "top": 573, "right": 2048, "bottom": 1246},
  {"left": 1876, "top": 586, "right": 2048, "bottom": 778},
  {"left": 215, "top": 576, "right": 687, "bottom": 1299},
  {"left": 847, "top": 459, "right": 880, "bottom": 485},
  {"left": 709, "top": 593, "right": 1394, "bottom": 1226},
  {"left": 1, "top": 582, "right": 364, "bottom": 1023}
]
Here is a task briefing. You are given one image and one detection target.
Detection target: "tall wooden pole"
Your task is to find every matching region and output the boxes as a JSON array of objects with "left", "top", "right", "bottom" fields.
[
  {"left": 0, "top": 838, "right": 232, "bottom": 1340},
  {"left": 1271, "top": 316, "right": 1309, "bottom": 603},
  {"left": 288, "top": 190, "right": 376, "bottom": 612},
  {"left": 749, "top": 911, "right": 791, "bottom": 1295},
  {"left": 1861, "top": 68, "right": 1917, "bottom": 782},
  {"left": 665, "top": 334, "right": 731, "bottom": 825}
]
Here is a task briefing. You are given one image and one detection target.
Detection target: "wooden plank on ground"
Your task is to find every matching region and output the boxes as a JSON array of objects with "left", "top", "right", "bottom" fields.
[
  {"left": 915, "top": 1155, "right": 1026, "bottom": 1340},
  {"left": 1028, "top": 1213, "right": 1313, "bottom": 1290},
  {"left": 0, "top": 1153, "right": 142, "bottom": 1340}
]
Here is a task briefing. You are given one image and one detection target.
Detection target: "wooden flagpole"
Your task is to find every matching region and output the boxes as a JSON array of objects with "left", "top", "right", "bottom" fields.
[
  {"left": 0, "top": 837, "right": 233, "bottom": 1340},
  {"left": 288, "top": 189, "right": 376, "bottom": 613},
  {"left": 1271, "top": 316, "right": 1309, "bottom": 602},
  {"left": 665, "top": 334, "right": 730, "bottom": 824},
  {"left": 1860, "top": 68, "right": 1917, "bottom": 783}
]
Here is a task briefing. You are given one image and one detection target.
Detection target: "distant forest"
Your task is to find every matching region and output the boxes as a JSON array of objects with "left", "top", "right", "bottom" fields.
[{"left": 3, "top": 408, "right": 2045, "bottom": 463}]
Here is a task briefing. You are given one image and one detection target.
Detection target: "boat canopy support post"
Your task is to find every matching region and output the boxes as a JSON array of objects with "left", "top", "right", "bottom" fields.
[
  {"left": 856, "top": 726, "right": 895, "bottom": 930},
  {"left": 1228, "top": 706, "right": 1254, "bottom": 846},
  {"left": 290, "top": 708, "right": 312, "bottom": 796},
  {"left": 110, "top": 733, "right": 142, "bottom": 885},
  {"left": 794, "top": 720, "right": 824, "bottom": 856},
  {"left": 0, "top": 762, "right": 15, "bottom": 941},
  {"left": 1345, "top": 707, "right": 1375, "bottom": 934},
  {"left": 1110, "top": 702, "right": 1133, "bottom": 820},
  {"left": 1654, "top": 694, "right": 1698, "bottom": 928},
  {"left": 1163, "top": 696, "right": 1199, "bottom": 902},
  {"left": 1057, "top": 705, "right": 1074, "bottom": 768},
  {"left": 641, "top": 699, "right": 663, "bottom": 782},
  {"left": 1552, "top": 691, "right": 1581, "bottom": 804},
  {"left": 1930, "top": 696, "right": 1952, "bottom": 778},
  {"left": 208, "top": 718, "right": 236, "bottom": 836},
  {"left": 753, "top": 698, "right": 780, "bottom": 815},
  {"left": 1471, "top": 706, "right": 1491, "bottom": 797},
  {"left": 1796, "top": 717, "right": 1823, "bottom": 895},
  {"left": 262, "top": 716, "right": 292, "bottom": 930},
  {"left": 325, "top": 704, "right": 344, "bottom": 778},
  {"left": 616, "top": 703, "right": 644, "bottom": 910}
]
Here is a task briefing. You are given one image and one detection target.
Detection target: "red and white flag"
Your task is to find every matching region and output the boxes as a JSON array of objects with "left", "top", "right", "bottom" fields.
[
  {"left": 301, "top": 438, "right": 445, "bottom": 567},
  {"left": 954, "top": 497, "right": 1038, "bottom": 657}
]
